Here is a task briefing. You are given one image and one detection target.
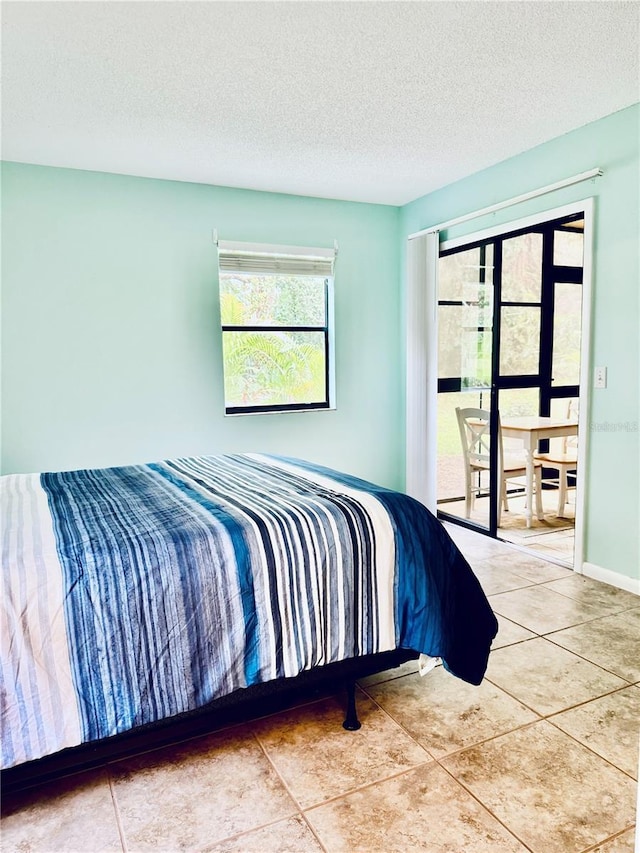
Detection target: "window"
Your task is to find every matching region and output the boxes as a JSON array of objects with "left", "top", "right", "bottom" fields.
[{"left": 217, "top": 241, "right": 336, "bottom": 414}]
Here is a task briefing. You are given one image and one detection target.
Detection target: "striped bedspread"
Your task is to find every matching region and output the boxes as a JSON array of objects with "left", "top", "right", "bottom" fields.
[{"left": 1, "top": 454, "right": 497, "bottom": 769}]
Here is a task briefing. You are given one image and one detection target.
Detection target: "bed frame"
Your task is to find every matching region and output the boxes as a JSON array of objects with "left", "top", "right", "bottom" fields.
[{"left": 1, "top": 648, "right": 418, "bottom": 795}]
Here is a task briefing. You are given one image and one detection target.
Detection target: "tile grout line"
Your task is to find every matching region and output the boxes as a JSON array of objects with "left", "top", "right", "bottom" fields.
[
  {"left": 578, "top": 823, "right": 638, "bottom": 852},
  {"left": 398, "top": 661, "right": 635, "bottom": 776},
  {"left": 489, "top": 603, "right": 631, "bottom": 632},
  {"left": 487, "top": 622, "right": 636, "bottom": 689},
  {"left": 467, "top": 530, "right": 576, "bottom": 562},
  {"left": 432, "top": 718, "right": 636, "bottom": 852},
  {"left": 534, "top": 584, "right": 640, "bottom": 609},
  {"left": 468, "top": 556, "right": 574, "bottom": 574},
  {"left": 355, "top": 677, "right": 633, "bottom": 847},
  {"left": 481, "top": 669, "right": 631, "bottom": 725},
  {"left": 294, "top": 813, "right": 328, "bottom": 853},
  {"left": 535, "top": 575, "right": 640, "bottom": 612},
  {"left": 201, "top": 809, "right": 326, "bottom": 853},
  {"left": 106, "top": 771, "right": 128, "bottom": 853},
  {"left": 249, "top": 728, "right": 330, "bottom": 853},
  {"left": 358, "top": 679, "right": 579, "bottom": 775},
  {"left": 363, "top": 658, "right": 637, "bottom": 777},
  {"left": 356, "top": 667, "right": 420, "bottom": 689},
  {"left": 458, "top": 542, "right": 575, "bottom": 564},
  {"left": 486, "top": 607, "right": 640, "bottom": 654},
  {"left": 435, "top": 760, "right": 536, "bottom": 853},
  {"left": 543, "top": 713, "right": 640, "bottom": 783},
  {"left": 251, "top": 691, "right": 437, "bottom": 816},
  {"left": 356, "top": 682, "right": 439, "bottom": 760},
  {"left": 541, "top": 633, "right": 637, "bottom": 684},
  {"left": 476, "top": 675, "right": 640, "bottom": 782},
  {"left": 491, "top": 637, "right": 536, "bottom": 652},
  {"left": 437, "top": 715, "right": 544, "bottom": 762},
  {"left": 300, "top": 760, "right": 436, "bottom": 815},
  {"left": 106, "top": 716, "right": 327, "bottom": 852}
]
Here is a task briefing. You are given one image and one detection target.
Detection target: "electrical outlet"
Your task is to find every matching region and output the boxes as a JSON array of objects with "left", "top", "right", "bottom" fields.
[{"left": 594, "top": 366, "right": 607, "bottom": 389}]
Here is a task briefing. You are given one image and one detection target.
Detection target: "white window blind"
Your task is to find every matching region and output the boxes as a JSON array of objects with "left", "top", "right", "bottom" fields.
[{"left": 217, "top": 240, "right": 336, "bottom": 276}]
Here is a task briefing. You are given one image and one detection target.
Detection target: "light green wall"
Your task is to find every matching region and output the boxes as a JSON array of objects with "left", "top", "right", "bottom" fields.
[
  {"left": 400, "top": 104, "right": 640, "bottom": 582},
  {"left": 1, "top": 164, "right": 403, "bottom": 489}
]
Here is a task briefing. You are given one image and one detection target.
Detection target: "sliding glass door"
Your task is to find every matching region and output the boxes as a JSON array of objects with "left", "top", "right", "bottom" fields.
[
  {"left": 436, "top": 212, "right": 584, "bottom": 555},
  {"left": 437, "top": 244, "right": 494, "bottom": 530}
]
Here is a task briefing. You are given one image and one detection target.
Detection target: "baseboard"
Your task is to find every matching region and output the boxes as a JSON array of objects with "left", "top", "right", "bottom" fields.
[{"left": 581, "top": 561, "right": 640, "bottom": 595}]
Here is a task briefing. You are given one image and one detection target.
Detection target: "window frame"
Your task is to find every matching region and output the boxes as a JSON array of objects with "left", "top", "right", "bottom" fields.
[{"left": 217, "top": 241, "right": 336, "bottom": 416}]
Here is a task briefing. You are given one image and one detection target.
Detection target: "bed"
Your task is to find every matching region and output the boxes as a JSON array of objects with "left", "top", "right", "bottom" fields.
[{"left": 1, "top": 453, "right": 498, "bottom": 788}]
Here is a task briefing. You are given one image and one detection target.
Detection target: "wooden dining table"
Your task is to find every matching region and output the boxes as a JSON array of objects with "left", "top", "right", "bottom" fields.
[{"left": 500, "top": 416, "right": 579, "bottom": 528}]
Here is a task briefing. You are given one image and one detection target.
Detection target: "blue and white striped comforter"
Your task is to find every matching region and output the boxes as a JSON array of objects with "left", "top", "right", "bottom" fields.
[{"left": 1, "top": 454, "right": 497, "bottom": 769}]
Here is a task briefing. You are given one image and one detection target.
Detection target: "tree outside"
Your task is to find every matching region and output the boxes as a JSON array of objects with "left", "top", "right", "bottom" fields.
[{"left": 220, "top": 273, "right": 328, "bottom": 408}]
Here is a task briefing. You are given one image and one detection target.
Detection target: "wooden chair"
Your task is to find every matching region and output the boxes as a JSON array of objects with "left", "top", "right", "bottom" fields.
[
  {"left": 534, "top": 398, "right": 578, "bottom": 517},
  {"left": 455, "top": 407, "right": 543, "bottom": 526}
]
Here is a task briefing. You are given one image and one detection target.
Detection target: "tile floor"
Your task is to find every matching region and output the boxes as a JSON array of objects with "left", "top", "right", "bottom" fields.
[
  {"left": 497, "top": 491, "right": 576, "bottom": 563},
  {"left": 2, "top": 524, "right": 638, "bottom": 853},
  {"left": 441, "top": 488, "right": 576, "bottom": 564}
]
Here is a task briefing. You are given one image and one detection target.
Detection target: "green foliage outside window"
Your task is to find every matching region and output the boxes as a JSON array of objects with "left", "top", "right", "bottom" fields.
[{"left": 220, "top": 273, "right": 329, "bottom": 410}]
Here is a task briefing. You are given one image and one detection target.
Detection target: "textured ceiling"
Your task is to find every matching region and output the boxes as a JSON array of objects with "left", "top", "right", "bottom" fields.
[{"left": 2, "top": 1, "right": 639, "bottom": 205}]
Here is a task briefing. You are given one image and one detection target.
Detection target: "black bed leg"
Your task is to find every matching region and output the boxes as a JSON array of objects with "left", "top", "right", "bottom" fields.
[{"left": 342, "top": 679, "right": 362, "bottom": 731}]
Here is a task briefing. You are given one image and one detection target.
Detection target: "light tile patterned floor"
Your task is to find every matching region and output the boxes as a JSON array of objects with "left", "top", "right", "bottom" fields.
[
  {"left": 442, "top": 489, "right": 577, "bottom": 564},
  {"left": 2, "top": 524, "right": 638, "bottom": 852}
]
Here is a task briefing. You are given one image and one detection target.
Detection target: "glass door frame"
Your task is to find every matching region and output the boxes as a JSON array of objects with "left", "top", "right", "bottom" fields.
[{"left": 433, "top": 199, "right": 594, "bottom": 571}]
